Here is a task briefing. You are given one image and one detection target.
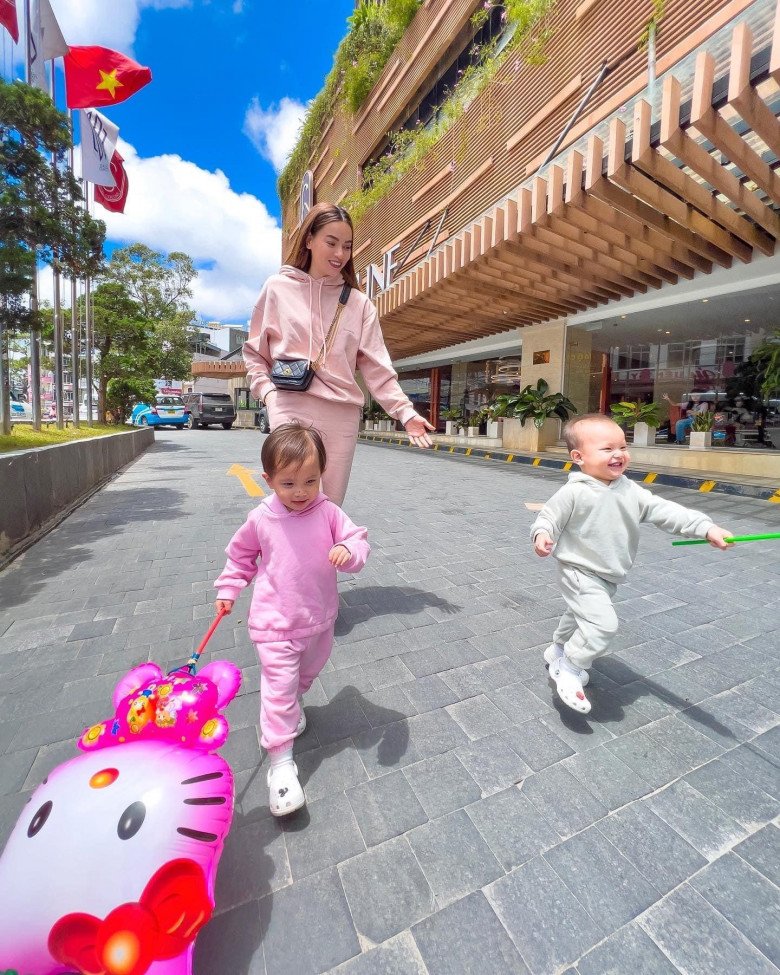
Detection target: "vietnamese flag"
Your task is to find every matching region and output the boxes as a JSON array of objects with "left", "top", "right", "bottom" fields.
[
  {"left": 95, "top": 150, "right": 129, "bottom": 213},
  {"left": 64, "top": 45, "right": 152, "bottom": 109},
  {"left": 0, "top": 0, "right": 19, "bottom": 43}
]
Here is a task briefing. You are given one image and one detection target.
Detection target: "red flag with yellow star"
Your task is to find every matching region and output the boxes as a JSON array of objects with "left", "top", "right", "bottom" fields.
[{"left": 64, "top": 45, "right": 152, "bottom": 109}]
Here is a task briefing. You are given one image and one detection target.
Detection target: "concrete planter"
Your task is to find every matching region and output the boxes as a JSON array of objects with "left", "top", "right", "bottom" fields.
[
  {"left": 690, "top": 431, "right": 712, "bottom": 450},
  {"left": 633, "top": 422, "right": 657, "bottom": 447},
  {"left": 467, "top": 426, "right": 481, "bottom": 437},
  {"left": 486, "top": 419, "right": 503, "bottom": 438},
  {"left": 502, "top": 417, "right": 560, "bottom": 452},
  {"left": 445, "top": 421, "right": 457, "bottom": 435}
]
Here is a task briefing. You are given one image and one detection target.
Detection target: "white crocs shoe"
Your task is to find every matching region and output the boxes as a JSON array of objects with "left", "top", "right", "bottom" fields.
[
  {"left": 267, "top": 761, "right": 306, "bottom": 816},
  {"left": 295, "top": 695, "right": 306, "bottom": 736},
  {"left": 543, "top": 643, "right": 589, "bottom": 686},
  {"left": 549, "top": 655, "right": 591, "bottom": 715}
]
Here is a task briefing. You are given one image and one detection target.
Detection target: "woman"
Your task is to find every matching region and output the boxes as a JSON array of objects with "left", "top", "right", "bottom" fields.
[{"left": 244, "top": 203, "right": 434, "bottom": 505}]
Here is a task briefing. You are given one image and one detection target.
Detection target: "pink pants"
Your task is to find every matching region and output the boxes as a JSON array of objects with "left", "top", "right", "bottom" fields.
[
  {"left": 257, "top": 627, "right": 334, "bottom": 754},
  {"left": 266, "top": 390, "right": 361, "bottom": 505}
]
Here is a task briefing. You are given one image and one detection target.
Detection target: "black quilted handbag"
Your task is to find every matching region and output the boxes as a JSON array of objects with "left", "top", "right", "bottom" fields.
[{"left": 271, "top": 284, "right": 351, "bottom": 392}]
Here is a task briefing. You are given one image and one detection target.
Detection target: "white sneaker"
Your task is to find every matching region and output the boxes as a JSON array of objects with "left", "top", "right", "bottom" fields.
[
  {"left": 549, "top": 655, "right": 591, "bottom": 715},
  {"left": 267, "top": 761, "right": 306, "bottom": 816},
  {"left": 295, "top": 695, "right": 306, "bottom": 736},
  {"left": 543, "top": 643, "right": 589, "bottom": 686}
]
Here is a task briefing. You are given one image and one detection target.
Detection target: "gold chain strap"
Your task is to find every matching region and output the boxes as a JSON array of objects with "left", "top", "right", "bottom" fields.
[{"left": 311, "top": 299, "right": 347, "bottom": 371}]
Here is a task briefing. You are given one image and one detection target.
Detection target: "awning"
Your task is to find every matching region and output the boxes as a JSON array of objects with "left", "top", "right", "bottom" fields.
[{"left": 376, "top": 13, "right": 780, "bottom": 358}]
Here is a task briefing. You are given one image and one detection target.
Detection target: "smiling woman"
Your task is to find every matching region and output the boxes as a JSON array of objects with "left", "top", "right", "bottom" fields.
[{"left": 243, "top": 201, "right": 434, "bottom": 505}]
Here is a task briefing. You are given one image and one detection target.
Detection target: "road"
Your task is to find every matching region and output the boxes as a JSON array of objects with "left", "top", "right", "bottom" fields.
[{"left": 1, "top": 428, "right": 779, "bottom": 974}]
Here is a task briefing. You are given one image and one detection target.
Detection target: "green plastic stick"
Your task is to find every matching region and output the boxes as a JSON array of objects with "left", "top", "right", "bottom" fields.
[{"left": 672, "top": 532, "right": 780, "bottom": 546}]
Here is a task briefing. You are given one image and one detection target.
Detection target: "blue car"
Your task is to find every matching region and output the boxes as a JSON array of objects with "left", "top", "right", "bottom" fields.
[{"left": 131, "top": 394, "right": 190, "bottom": 428}]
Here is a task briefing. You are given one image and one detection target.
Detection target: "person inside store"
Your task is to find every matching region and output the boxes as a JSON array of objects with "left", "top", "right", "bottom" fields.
[
  {"left": 243, "top": 202, "right": 434, "bottom": 505},
  {"left": 666, "top": 393, "right": 708, "bottom": 444}
]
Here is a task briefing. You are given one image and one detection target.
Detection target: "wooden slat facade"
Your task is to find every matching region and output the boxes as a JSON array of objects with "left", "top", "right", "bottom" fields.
[{"left": 281, "top": 0, "right": 780, "bottom": 358}]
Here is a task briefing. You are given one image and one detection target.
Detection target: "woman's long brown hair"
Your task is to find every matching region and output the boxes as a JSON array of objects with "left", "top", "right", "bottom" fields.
[{"left": 285, "top": 202, "right": 360, "bottom": 289}]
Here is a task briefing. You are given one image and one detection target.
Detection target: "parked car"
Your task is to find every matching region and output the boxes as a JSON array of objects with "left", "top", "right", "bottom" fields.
[
  {"left": 130, "top": 394, "right": 190, "bottom": 428},
  {"left": 254, "top": 404, "right": 270, "bottom": 433},
  {"left": 10, "top": 392, "right": 33, "bottom": 422},
  {"left": 181, "top": 392, "right": 237, "bottom": 430}
]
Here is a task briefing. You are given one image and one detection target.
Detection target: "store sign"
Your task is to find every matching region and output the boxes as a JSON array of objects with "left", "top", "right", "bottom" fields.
[
  {"left": 299, "top": 170, "right": 314, "bottom": 225},
  {"left": 362, "top": 207, "right": 448, "bottom": 299}
]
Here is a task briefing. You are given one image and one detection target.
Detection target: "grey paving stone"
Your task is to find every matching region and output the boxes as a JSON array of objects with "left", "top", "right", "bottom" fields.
[
  {"left": 642, "top": 714, "right": 724, "bottom": 768},
  {"left": 403, "top": 751, "right": 482, "bottom": 820},
  {"left": 488, "top": 680, "right": 553, "bottom": 723},
  {"left": 500, "top": 718, "right": 575, "bottom": 771},
  {"left": 20, "top": 739, "right": 79, "bottom": 791},
  {"left": 718, "top": 743, "right": 780, "bottom": 799},
  {"left": 346, "top": 769, "right": 427, "bottom": 847},
  {"left": 447, "top": 694, "right": 513, "bottom": 740},
  {"left": 487, "top": 856, "right": 606, "bottom": 975},
  {"left": 646, "top": 780, "right": 748, "bottom": 860},
  {"left": 535, "top": 707, "right": 615, "bottom": 755},
  {"left": 412, "top": 890, "right": 530, "bottom": 974},
  {"left": 522, "top": 764, "right": 608, "bottom": 840},
  {"left": 306, "top": 695, "right": 372, "bottom": 747},
  {"left": 563, "top": 745, "right": 652, "bottom": 811},
  {"left": 0, "top": 747, "right": 37, "bottom": 797},
  {"left": 352, "top": 718, "right": 417, "bottom": 779},
  {"left": 691, "top": 853, "right": 780, "bottom": 967},
  {"left": 295, "top": 741, "right": 369, "bottom": 803},
  {"left": 466, "top": 785, "right": 559, "bottom": 871},
  {"left": 339, "top": 836, "right": 435, "bottom": 945},
  {"left": 360, "top": 655, "right": 416, "bottom": 689},
  {"left": 219, "top": 725, "right": 262, "bottom": 773},
  {"left": 407, "top": 708, "right": 470, "bottom": 760},
  {"left": 332, "top": 932, "right": 428, "bottom": 975},
  {"left": 753, "top": 724, "right": 780, "bottom": 761},
  {"left": 408, "top": 808, "right": 504, "bottom": 908},
  {"left": 215, "top": 815, "right": 290, "bottom": 911},
  {"left": 401, "top": 674, "right": 459, "bottom": 713},
  {"left": 684, "top": 758, "right": 777, "bottom": 829},
  {"left": 259, "top": 866, "right": 359, "bottom": 975},
  {"left": 193, "top": 898, "right": 264, "bottom": 975},
  {"left": 544, "top": 825, "right": 660, "bottom": 931},
  {"left": 596, "top": 803, "right": 706, "bottom": 894},
  {"left": 576, "top": 922, "right": 681, "bottom": 975},
  {"left": 282, "top": 790, "right": 365, "bottom": 881},
  {"left": 604, "top": 728, "right": 691, "bottom": 790},
  {"left": 400, "top": 646, "right": 449, "bottom": 678},
  {"left": 734, "top": 825, "right": 780, "bottom": 887},
  {"left": 456, "top": 733, "right": 531, "bottom": 796},
  {"left": 713, "top": 690, "right": 780, "bottom": 734},
  {"left": 639, "top": 883, "right": 778, "bottom": 975}
]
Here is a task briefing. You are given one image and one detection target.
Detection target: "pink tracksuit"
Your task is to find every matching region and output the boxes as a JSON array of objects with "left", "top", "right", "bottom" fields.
[
  {"left": 215, "top": 492, "right": 370, "bottom": 753},
  {"left": 243, "top": 266, "right": 419, "bottom": 505}
]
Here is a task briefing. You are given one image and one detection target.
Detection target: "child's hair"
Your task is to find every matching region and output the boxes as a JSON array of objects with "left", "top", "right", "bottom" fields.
[
  {"left": 563, "top": 413, "right": 621, "bottom": 451},
  {"left": 261, "top": 423, "right": 327, "bottom": 477}
]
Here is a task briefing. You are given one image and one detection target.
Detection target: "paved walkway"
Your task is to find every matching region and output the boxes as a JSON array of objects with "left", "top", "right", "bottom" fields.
[{"left": 1, "top": 429, "right": 779, "bottom": 975}]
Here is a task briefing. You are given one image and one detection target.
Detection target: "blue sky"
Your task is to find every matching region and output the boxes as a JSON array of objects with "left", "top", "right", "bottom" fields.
[{"left": 3, "top": 0, "right": 355, "bottom": 322}]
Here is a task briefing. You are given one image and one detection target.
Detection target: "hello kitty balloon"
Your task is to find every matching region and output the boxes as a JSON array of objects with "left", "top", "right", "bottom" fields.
[{"left": 0, "top": 660, "right": 242, "bottom": 975}]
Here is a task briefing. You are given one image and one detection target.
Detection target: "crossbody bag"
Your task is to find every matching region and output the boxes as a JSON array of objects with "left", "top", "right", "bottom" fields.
[{"left": 270, "top": 283, "right": 351, "bottom": 392}]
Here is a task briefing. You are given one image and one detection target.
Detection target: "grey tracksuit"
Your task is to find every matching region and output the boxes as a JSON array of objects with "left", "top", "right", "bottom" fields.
[{"left": 531, "top": 472, "right": 714, "bottom": 669}]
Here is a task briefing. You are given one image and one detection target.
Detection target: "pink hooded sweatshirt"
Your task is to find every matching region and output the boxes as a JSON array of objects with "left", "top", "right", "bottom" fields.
[
  {"left": 243, "top": 266, "right": 418, "bottom": 425},
  {"left": 214, "top": 492, "right": 370, "bottom": 642}
]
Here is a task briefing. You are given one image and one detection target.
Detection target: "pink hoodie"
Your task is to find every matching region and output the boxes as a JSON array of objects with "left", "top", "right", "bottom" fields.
[
  {"left": 243, "top": 266, "right": 418, "bottom": 425},
  {"left": 214, "top": 492, "right": 369, "bottom": 642}
]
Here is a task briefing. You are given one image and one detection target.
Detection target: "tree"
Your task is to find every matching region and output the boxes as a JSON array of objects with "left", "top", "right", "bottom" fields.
[
  {"left": 90, "top": 282, "right": 149, "bottom": 421},
  {"left": 106, "top": 377, "right": 156, "bottom": 424},
  {"left": 106, "top": 244, "right": 196, "bottom": 323}
]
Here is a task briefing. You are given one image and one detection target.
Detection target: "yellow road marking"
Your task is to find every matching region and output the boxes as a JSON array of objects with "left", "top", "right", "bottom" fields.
[
  {"left": 227, "top": 464, "right": 265, "bottom": 497},
  {"left": 532, "top": 458, "right": 541, "bottom": 466},
  {"left": 643, "top": 472, "right": 657, "bottom": 483},
  {"left": 484, "top": 453, "right": 491, "bottom": 460},
  {"left": 563, "top": 461, "right": 573, "bottom": 471},
  {"left": 465, "top": 447, "right": 472, "bottom": 456},
  {"left": 699, "top": 480, "right": 717, "bottom": 493},
  {"left": 770, "top": 489, "right": 780, "bottom": 504},
  {"left": 506, "top": 454, "right": 514, "bottom": 462},
  {"left": 449, "top": 446, "right": 455, "bottom": 453}
]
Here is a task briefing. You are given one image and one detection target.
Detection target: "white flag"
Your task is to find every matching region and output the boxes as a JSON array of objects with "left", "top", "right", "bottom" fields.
[
  {"left": 28, "top": 0, "right": 68, "bottom": 92},
  {"left": 80, "top": 109, "right": 119, "bottom": 187}
]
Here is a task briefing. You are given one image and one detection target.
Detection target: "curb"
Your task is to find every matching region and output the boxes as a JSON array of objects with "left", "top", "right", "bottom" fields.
[{"left": 358, "top": 434, "right": 780, "bottom": 503}]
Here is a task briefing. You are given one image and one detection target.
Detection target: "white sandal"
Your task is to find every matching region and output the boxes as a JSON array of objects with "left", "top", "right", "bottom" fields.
[
  {"left": 267, "top": 761, "right": 306, "bottom": 816},
  {"left": 549, "top": 656, "right": 591, "bottom": 714},
  {"left": 543, "top": 644, "right": 589, "bottom": 686}
]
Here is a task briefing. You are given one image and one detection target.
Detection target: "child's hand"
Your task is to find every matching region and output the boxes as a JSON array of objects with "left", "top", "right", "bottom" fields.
[
  {"left": 706, "top": 526, "right": 734, "bottom": 550},
  {"left": 329, "top": 545, "right": 351, "bottom": 568},
  {"left": 215, "top": 599, "right": 234, "bottom": 615},
  {"left": 533, "top": 531, "right": 554, "bottom": 557}
]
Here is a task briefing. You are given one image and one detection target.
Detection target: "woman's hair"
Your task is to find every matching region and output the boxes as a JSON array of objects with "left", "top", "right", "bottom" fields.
[
  {"left": 261, "top": 422, "right": 327, "bottom": 478},
  {"left": 285, "top": 202, "right": 360, "bottom": 288}
]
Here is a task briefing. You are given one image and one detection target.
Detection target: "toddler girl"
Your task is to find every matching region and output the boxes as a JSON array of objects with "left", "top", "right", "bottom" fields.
[{"left": 214, "top": 423, "right": 369, "bottom": 815}]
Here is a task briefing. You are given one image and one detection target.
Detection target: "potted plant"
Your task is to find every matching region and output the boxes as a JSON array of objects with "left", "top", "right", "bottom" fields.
[
  {"left": 441, "top": 406, "right": 463, "bottom": 435},
  {"left": 689, "top": 408, "right": 714, "bottom": 449},
  {"left": 485, "top": 404, "right": 504, "bottom": 439},
  {"left": 467, "top": 407, "right": 489, "bottom": 437},
  {"left": 493, "top": 380, "right": 577, "bottom": 452},
  {"left": 367, "top": 402, "right": 382, "bottom": 430},
  {"left": 610, "top": 400, "right": 661, "bottom": 446}
]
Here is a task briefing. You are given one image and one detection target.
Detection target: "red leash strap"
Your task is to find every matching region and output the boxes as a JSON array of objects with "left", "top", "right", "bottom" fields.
[{"left": 169, "top": 607, "right": 229, "bottom": 676}]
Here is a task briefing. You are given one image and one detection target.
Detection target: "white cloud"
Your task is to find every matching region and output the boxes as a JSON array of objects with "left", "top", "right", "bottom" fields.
[
  {"left": 11, "top": 0, "right": 190, "bottom": 56},
  {"left": 243, "top": 96, "right": 307, "bottom": 174},
  {"left": 37, "top": 141, "right": 281, "bottom": 324}
]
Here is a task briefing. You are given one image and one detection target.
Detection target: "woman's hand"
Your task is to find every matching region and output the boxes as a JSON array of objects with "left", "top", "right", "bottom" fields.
[{"left": 405, "top": 415, "right": 435, "bottom": 448}]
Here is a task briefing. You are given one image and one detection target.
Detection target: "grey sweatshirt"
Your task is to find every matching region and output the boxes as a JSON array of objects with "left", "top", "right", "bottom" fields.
[{"left": 530, "top": 472, "right": 714, "bottom": 584}]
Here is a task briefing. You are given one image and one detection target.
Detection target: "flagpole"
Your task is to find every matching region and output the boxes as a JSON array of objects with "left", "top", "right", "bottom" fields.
[
  {"left": 84, "top": 182, "right": 94, "bottom": 427},
  {"left": 49, "top": 58, "right": 65, "bottom": 429},
  {"left": 69, "top": 110, "right": 79, "bottom": 428}
]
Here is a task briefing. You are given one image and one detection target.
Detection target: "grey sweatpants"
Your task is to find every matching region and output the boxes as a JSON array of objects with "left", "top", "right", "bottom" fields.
[{"left": 553, "top": 564, "right": 619, "bottom": 670}]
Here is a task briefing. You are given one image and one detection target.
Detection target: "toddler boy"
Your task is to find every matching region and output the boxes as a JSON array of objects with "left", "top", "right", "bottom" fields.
[{"left": 531, "top": 414, "right": 732, "bottom": 714}]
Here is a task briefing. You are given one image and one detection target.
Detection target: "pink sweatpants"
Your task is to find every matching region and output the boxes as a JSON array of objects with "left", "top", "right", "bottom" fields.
[
  {"left": 256, "top": 627, "right": 334, "bottom": 754},
  {"left": 266, "top": 390, "right": 361, "bottom": 505}
]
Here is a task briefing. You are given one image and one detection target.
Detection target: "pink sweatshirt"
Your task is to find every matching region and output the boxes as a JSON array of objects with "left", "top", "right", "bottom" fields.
[
  {"left": 214, "top": 492, "right": 370, "bottom": 642},
  {"left": 243, "top": 266, "right": 418, "bottom": 425}
]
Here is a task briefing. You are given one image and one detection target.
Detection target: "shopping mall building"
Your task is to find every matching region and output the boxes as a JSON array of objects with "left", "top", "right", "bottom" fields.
[{"left": 195, "top": 0, "right": 780, "bottom": 473}]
